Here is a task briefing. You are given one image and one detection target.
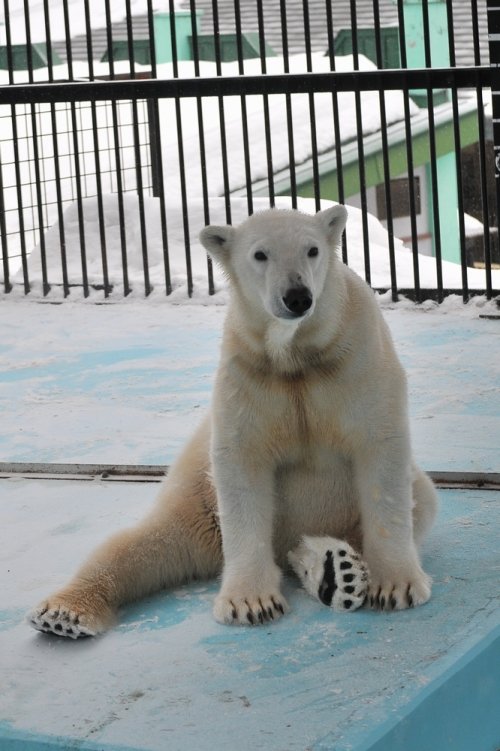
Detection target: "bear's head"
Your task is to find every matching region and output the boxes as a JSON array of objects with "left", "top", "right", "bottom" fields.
[{"left": 199, "top": 205, "right": 348, "bottom": 323}]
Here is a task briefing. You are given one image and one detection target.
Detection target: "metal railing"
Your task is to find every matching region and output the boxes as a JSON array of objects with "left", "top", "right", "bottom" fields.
[{"left": 0, "top": 0, "right": 498, "bottom": 303}]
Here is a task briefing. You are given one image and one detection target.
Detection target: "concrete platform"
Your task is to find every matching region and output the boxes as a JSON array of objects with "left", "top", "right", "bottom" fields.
[
  {"left": 0, "top": 478, "right": 499, "bottom": 751},
  {"left": 0, "top": 298, "right": 499, "bottom": 749}
]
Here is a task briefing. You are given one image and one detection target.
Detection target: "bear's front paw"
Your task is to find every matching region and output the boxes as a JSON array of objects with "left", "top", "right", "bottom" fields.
[
  {"left": 213, "top": 589, "right": 289, "bottom": 626},
  {"left": 367, "top": 564, "right": 432, "bottom": 611},
  {"left": 288, "top": 536, "right": 369, "bottom": 612}
]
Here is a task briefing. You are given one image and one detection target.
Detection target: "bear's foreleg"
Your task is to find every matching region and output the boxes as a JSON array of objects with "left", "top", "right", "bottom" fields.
[
  {"left": 210, "top": 446, "right": 289, "bottom": 626},
  {"left": 354, "top": 438, "right": 435, "bottom": 611}
]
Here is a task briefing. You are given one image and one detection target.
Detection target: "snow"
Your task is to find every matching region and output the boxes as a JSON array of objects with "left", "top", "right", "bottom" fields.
[
  {"left": 1, "top": 49, "right": 495, "bottom": 296},
  {"left": 1, "top": 285, "right": 499, "bottom": 472},
  {"left": 12, "top": 195, "right": 500, "bottom": 297},
  {"left": 0, "top": 49, "right": 432, "bottom": 292},
  {"left": 463, "top": 211, "right": 485, "bottom": 238},
  {"left": 0, "top": 0, "right": 184, "bottom": 45}
]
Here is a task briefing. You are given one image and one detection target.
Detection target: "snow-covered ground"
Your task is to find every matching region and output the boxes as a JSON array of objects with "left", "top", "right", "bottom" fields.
[
  {"left": 1, "top": 283, "right": 499, "bottom": 473},
  {"left": 1, "top": 237, "right": 500, "bottom": 749}
]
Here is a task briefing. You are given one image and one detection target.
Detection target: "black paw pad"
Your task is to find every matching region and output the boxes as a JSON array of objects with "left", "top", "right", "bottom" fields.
[{"left": 288, "top": 536, "right": 370, "bottom": 613}]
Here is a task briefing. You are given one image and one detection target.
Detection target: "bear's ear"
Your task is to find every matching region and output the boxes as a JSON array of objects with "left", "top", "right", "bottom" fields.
[
  {"left": 199, "top": 225, "right": 235, "bottom": 262},
  {"left": 315, "top": 205, "right": 348, "bottom": 248}
]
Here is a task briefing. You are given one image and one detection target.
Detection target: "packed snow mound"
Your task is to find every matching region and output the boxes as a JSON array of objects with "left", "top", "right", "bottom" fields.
[{"left": 20, "top": 195, "right": 498, "bottom": 299}]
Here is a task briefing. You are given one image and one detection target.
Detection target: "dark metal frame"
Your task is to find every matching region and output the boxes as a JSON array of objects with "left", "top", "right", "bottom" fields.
[{"left": 0, "top": 0, "right": 498, "bottom": 302}]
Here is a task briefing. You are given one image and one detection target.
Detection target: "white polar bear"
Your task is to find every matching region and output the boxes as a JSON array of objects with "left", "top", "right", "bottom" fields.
[{"left": 29, "top": 205, "right": 437, "bottom": 638}]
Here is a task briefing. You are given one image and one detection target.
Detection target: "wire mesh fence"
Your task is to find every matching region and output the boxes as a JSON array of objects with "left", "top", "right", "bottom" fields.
[{"left": 0, "top": 0, "right": 498, "bottom": 302}]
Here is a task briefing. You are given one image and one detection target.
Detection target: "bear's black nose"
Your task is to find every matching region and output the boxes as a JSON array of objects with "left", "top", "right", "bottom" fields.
[{"left": 282, "top": 286, "right": 313, "bottom": 317}]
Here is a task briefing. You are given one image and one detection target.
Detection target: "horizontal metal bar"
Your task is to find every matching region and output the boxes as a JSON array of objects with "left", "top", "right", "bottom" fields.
[
  {"left": 1, "top": 463, "right": 499, "bottom": 489},
  {"left": 0, "top": 462, "right": 167, "bottom": 482},
  {"left": 0, "top": 67, "right": 492, "bottom": 105},
  {"left": 428, "top": 471, "right": 500, "bottom": 490}
]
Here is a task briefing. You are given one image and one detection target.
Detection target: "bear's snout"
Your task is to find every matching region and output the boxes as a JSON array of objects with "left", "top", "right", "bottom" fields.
[{"left": 282, "top": 286, "right": 313, "bottom": 317}]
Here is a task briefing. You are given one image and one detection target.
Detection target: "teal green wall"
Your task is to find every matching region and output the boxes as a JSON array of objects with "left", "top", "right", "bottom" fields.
[
  {"left": 402, "top": 1, "right": 460, "bottom": 264},
  {"left": 427, "top": 153, "right": 460, "bottom": 264},
  {"left": 153, "top": 11, "right": 202, "bottom": 63},
  {"left": 402, "top": 0, "right": 450, "bottom": 69}
]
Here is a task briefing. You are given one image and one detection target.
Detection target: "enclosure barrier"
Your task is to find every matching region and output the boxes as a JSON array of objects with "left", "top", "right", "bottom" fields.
[{"left": 0, "top": 0, "right": 498, "bottom": 303}]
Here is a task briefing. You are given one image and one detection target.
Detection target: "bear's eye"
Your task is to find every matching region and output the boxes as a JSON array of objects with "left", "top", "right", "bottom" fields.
[
  {"left": 254, "top": 250, "right": 268, "bottom": 262},
  {"left": 308, "top": 246, "right": 319, "bottom": 258}
]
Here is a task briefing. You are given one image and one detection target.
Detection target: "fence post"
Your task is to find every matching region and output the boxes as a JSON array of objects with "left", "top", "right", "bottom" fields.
[{"left": 487, "top": 0, "right": 500, "bottom": 246}]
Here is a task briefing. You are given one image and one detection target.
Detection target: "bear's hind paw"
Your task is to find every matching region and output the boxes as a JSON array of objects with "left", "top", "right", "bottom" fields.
[
  {"left": 28, "top": 596, "right": 113, "bottom": 639},
  {"left": 288, "top": 536, "right": 369, "bottom": 612}
]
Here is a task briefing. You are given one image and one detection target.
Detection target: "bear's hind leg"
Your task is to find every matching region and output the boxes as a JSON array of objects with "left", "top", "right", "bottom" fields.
[
  {"left": 29, "top": 485, "right": 222, "bottom": 639},
  {"left": 412, "top": 466, "right": 438, "bottom": 548}
]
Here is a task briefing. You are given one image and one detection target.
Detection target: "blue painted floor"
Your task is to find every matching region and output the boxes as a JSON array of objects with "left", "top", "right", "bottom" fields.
[
  {"left": 1, "top": 299, "right": 499, "bottom": 472},
  {"left": 0, "top": 298, "right": 499, "bottom": 750},
  {"left": 0, "top": 480, "right": 499, "bottom": 750}
]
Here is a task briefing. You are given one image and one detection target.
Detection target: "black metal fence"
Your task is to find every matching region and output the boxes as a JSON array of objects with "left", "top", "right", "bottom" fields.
[{"left": 0, "top": 0, "right": 498, "bottom": 302}]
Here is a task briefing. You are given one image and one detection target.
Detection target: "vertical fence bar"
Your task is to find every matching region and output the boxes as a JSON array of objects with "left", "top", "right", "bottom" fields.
[
  {"left": 422, "top": 0, "right": 444, "bottom": 301},
  {"left": 11, "top": 105, "right": 30, "bottom": 294},
  {"left": 22, "top": 0, "right": 49, "bottom": 292},
  {"left": 0, "top": 0, "right": 13, "bottom": 292},
  {"left": 350, "top": 0, "right": 371, "bottom": 285},
  {"left": 234, "top": 0, "right": 254, "bottom": 217},
  {"left": 42, "top": 0, "right": 54, "bottom": 82},
  {"left": 256, "top": 0, "right": 275, "bottom": 209},
  {"left": 302, "top": 0, "right": 321, "bottom": 213},
  {"left": 3, "top": 0, "right": 30, "bottom": 292},
  {"left": 373, "top": 0, "right": 398, "bottom": 301},
  {"left": 446, "top": 2, "right": 468, "bottom": 302},
  {"left": 49, "top": 104, "right": 70, "bottom": 297},
  {"left": 110, "top": 102, "right": 131, "bottom": 296},
  {"left": 472, "top": 0, "right": 492, "bottom": 298},
  {"left": 211, "top": 0, "right": 231, "bottom": 225},
  {"left": 29, "top": 105, "right": 50, "bottom": 295},
  {"left": 147, "top": 0, "right": 172, "bottom": 295},
  {"left": 189, "top": 0, "right": 214, "bottom": 293},
  {"left": 125, "top": 0, "right": 136, "bottom": 78},
  {"left": 104, "top": 0, "right": 116, "bottom": 79},
  {"left": 280, "top": 0, "right": 298, "bottom": 209},
  {"left": 487, "top": 0, "right": 500, "bottom": 299},
  {"left": 130, "top": 101, "right": 152, "bottom": 296},
  {"left": 0, "top": 155, "right": 12, "bottom": 292},
  {"left": 148, "top": 97, "right": 172, "bottom": 295},
  {"left": 89, "top": 105, "right": 111, "bottom": 296},
  {"left": 147, "top": 0, "right": 157, "bottom": 79},
  {"left": 325, "top": 1, "right": 347, "bottom": 264},
  {"left": 188, "top": 1, "right": 215, "bottom": 294},
  {"left": 169, "top": 0, "right": 193, "bottom": 296},
  {"left": 396, "top": 0, "right": 421, "bottom": 302},
  {"left": 69, "top": 104, "right": 90, "bottom": 297},
  {"left": 22, "top": 0, "right": 34, "bottom": 84},
  {"left": 62, "top": 0, "right": 74, "bottom": 80},
  {"left": 124, "top": 0, "right": 151, "bottom": 295},
  {"left": 84, "top": 0, "right": 110, "bottom": 296},
  {"left": 104, "top": 0, "right": 130, "bottom": 296},
  {"left": 2, "top": 0, "right": 14, "bottom": 85},
  {"left": 41, "top": 0, "right": 69, "bottom": 295}
]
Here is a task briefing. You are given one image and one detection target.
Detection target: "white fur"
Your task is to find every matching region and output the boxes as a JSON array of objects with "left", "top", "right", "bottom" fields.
[{"left": 29, "top": 206, "right": 438, "bottom": 637}]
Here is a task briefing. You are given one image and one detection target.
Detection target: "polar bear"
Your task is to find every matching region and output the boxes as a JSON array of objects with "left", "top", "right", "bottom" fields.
[{"left": 29, "top": 205, "right": 437, "bottom": 638}]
